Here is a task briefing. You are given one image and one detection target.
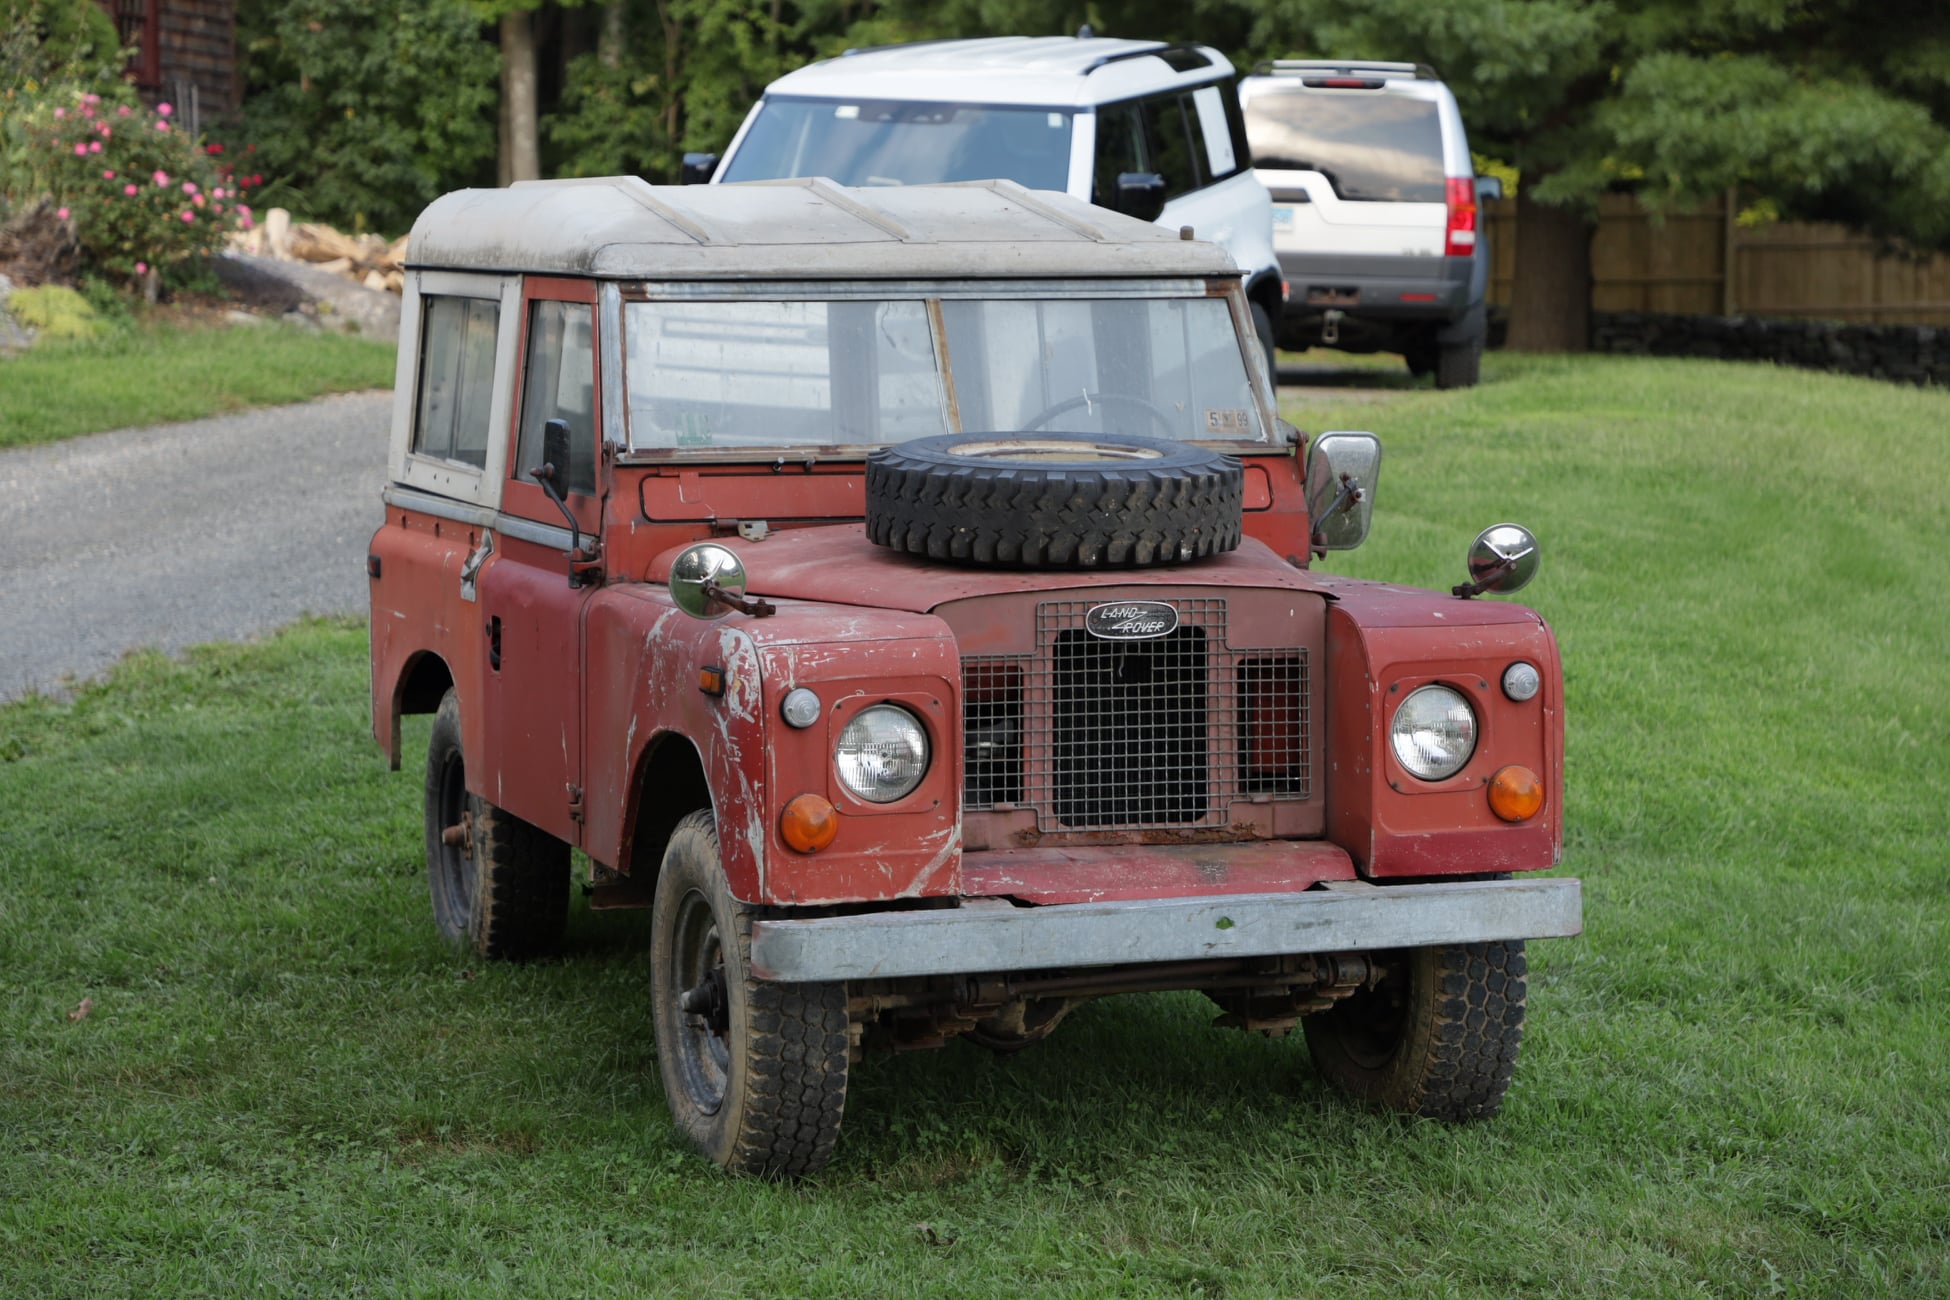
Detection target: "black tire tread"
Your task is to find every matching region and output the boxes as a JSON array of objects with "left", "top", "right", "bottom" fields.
[
  {"left": 1304, "top": 940, "right": 1527, "bottom": 1121},
  {"left": 1435, "top": 336, "right": 1482, "bottom": 390},
  {"left": 866, "top": 437, "right": 1243, "bottom": 569}
]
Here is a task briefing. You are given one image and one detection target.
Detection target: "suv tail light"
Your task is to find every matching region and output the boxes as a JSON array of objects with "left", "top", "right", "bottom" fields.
[{"left": 1444, "top": 176, "right": 1478, "bottom": 258}]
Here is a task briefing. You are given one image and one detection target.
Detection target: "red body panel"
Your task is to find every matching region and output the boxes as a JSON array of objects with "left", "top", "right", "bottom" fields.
[
  {"left": 1320, "top": 576, "right": 1564, "bottom": 877},
  {"left": 962, "top": 839, "right": 1356, "bottom": 905},
  {"left": 368, "top": 509, "right": 485, "bottom": 769}
]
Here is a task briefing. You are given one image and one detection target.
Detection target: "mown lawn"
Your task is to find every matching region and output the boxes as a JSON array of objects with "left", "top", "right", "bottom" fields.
[
  {"left": 1, "top": 354, "right": 1945, "bottom": 1297},
  {"left": 0, "top": 318, "right": 395, "bottom": 448}
]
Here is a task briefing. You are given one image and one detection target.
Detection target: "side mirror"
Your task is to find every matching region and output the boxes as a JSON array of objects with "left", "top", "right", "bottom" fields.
[
  {"left": 1475, "top": 175, "right": 1504, "bottom": 202},
  {"left": 1113, "top": 171, "right": 1167, "bottom": 223},
  {"left": 1454, "top": 523, "right": 1541, "bottom": 598},
  {"left": 681, "top": 152, "right": 719, "bottom": 185},
  {"left": 529, "top": 417, "right": 592, "bottom": 586},
  {"left": 1303, "top": 430, "right": 1382, "bottom": 551},
  {"left": 669, "top": 543, "right": 774, "bottom": 620}
]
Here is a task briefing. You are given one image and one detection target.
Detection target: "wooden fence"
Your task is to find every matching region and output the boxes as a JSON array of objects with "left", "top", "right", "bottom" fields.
[{"left": 1484, "top": 193, "right": 1950, "bottom": 325}]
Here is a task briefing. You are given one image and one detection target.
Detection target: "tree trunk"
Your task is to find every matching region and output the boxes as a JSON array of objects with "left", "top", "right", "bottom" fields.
[
  {"left": 599, "top": 0, "right": 626, "bottom": 69},
  {"left": 1507, "top": 189, "right": 1594, "bottom": 353},
  {"left": 501, "top": 9, "right": 541, "bottom": 184}
]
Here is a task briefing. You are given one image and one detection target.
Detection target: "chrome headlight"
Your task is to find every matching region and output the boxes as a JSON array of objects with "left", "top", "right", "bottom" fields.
[
  {"left": 1390, "top": 685, "right": 1477, "bottom": 781},
  {"left": 835, "top": 705, "right": 929, "bottom": 803}
]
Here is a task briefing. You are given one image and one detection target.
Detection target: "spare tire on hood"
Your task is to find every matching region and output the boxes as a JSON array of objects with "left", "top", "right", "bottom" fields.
[{"left": 864, "top": 432, "right": 1243, "bottom": 569}]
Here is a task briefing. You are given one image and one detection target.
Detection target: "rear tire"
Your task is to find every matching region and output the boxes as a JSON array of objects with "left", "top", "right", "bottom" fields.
[
  {"left": 424, "top": 690, "right": 569, "bottom": 960},
  {"left": 1303, "top": 941, "right": 1527, "bottom": 1120},
  {"left": 651, "top": 811, "right": 850, "bottom": 1177},
  {"left": 1436, "top": 339, "right": 1482, "bottom": 389}
]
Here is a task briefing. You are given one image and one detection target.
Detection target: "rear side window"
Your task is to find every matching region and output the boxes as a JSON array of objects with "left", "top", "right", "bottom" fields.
[
  {"left": 1244, "top": 91, "right": 1446, "bottom": 202},
  {"left": 412, "top": 296, "right": 498, "bottom": 468},
  {"left": 1138, "top": 93, "right": 1200, "bottom": 202}
]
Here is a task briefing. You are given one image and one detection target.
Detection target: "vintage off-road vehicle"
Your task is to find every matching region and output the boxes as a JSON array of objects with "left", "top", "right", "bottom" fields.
[{"left": 369, "top": 176, "right": 1580, "bottom": 1177}]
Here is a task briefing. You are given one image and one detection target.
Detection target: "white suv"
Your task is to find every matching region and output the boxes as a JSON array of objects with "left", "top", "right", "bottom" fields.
[
  {"left": 1238, "top": 61, "right": 1498, "bottom": 388},
  {"left": 695, "top": 35, "right": 1284, "bottom": 377}
]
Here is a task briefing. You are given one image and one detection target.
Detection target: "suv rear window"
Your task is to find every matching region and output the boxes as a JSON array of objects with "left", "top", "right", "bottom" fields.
[
  {"left": 1244, "top": 92, "right": 1445, "bottom": 202},
  {"left": 720, "top": 97, "right": 1073, "bottom": 191}
]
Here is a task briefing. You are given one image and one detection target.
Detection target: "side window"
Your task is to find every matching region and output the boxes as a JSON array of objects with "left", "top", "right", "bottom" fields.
[
  {"left": 1091, "top": 103, "right": 1145, "bottom": 206},
  {"left": 1191, "top": 84, "right": 1239, "bottom": 181},
  {"left": 1139, "top": 93, "right": 1201, "bottom": 201},
  {"left": 412, "top": 296, "right": 498, "bottom": 468},
  {"left": 514, "top": 300, "right": 596, "bottom": 496}
]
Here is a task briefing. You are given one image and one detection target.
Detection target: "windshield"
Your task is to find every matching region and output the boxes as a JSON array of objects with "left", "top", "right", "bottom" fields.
[
  {"left": 623, "top": 295, "right": 1265, "bottom": 453},
  {"left": 1244, "top": 92, "right": 1445, "bottom": 202},
  {"left": 720, "top": 97, "right": 1074, "bottom": 191}
]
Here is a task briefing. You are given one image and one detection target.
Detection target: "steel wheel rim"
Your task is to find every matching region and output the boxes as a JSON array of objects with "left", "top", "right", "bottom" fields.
[
  {"left": 671, "top": 889, "right": 731, "bottom": 1115},
  {"left": 433, "top": 752, "right": 475, "bottom": 926},
  {"left": 1334, "top": 976, "right": 1409, "bottom": 1071}
]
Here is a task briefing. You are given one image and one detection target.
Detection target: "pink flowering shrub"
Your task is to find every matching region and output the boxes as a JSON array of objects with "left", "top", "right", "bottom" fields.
[{"left": 3, "top": 87, "right": 247, "bottom": 286}]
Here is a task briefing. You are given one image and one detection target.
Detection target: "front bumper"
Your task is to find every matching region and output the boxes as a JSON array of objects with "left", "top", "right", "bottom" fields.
[{"left": 749, "top": 876, "right": 1582, "bottom": 983}]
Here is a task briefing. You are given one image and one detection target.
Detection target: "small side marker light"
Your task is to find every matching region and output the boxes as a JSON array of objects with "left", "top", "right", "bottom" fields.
[
  {"left": 1488, "top": 765, "right": 1544, "bottom": 822},
  {"left": 699, "top": 665, "right": 725, "bottom": 697}
]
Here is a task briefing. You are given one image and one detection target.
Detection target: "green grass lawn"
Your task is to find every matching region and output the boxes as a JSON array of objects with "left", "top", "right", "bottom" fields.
[
  {"left": 0, "top": 318, "right": 395, "bottom": 448},
  {"left": 2, "top": 354, "right": 1945, "bottom": 1296}
]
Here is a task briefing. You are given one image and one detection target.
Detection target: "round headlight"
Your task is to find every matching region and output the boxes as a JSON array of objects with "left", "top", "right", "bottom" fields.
[
  {"left": 835, "top": 705, "right": 929, "bottom": 804},
  {"left": 1390, "top": 685, "right": 1477, "bottom": 781},
  {"left": 1502, "top": 661, "right": 1541, "bottom": 702}
]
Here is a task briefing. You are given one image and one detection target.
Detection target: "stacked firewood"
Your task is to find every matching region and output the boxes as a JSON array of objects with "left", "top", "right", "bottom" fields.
[{"left": 231, "top": 209, "right": 407, "bottom": 294}]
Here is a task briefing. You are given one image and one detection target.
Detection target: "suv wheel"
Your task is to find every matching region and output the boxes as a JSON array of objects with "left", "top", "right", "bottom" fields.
[
  {"left": 1302, "top": 941, "right": 1526, "bottom": 1119},
  {"left": 1436, "top": 334, "right": 1483, "bottom": 390},
  {"left": 424, "top": 689, "right": 569, "bottom": 959},
  {"left": 651, "top": 810, "right": 850, "bottom": 1177}
]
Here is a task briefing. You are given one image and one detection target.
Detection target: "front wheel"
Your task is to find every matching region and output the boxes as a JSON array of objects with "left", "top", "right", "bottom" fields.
[
  {"left": 650, "top": 810, "right": 850, "bottom": 1177},
  {"left": 1302, "top": 941, "right": 1527, "bottom": 1120}
]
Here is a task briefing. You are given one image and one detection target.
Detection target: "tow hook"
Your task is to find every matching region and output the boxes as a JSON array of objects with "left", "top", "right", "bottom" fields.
[{"left": 1322, "top": 308, "right": 1344, "bottom": 346}]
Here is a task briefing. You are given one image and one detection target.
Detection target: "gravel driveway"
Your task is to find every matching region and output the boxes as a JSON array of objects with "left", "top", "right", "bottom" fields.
[{"left": 0, "top": 390, "right": 394, "bottom": 702}]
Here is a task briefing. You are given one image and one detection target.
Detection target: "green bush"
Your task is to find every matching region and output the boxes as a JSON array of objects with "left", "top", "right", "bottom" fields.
[
  {"left": 6, "top": 282, "right": 100, "bottom": 339},
  {"left": 2, "top": 86, "right": 248, "bottom": 285},
  {"left": 0, "top": 0, "right": 122, "bottom": 98}
]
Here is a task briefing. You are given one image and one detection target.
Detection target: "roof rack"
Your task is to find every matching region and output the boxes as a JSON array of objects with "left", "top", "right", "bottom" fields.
[
  {"left": 1250, "top": 58, "right": 1439, "bottom": 81},
  {"left": 1084, "top": 41, "right": 1220, "bottom": 75}
]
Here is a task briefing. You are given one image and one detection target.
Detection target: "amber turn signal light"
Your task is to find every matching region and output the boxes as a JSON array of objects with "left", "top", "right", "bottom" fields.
[
  {"left": 1488, "top": 765, "right": 1544, "bottom": 823},
  {"left": 780, "top": 794, "right": 839, "bottom": 853}
]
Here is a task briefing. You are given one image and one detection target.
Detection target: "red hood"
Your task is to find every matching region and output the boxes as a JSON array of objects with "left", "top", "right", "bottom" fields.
[{"left": 654, "top": 524, "right": 1335, "bottom": 614}]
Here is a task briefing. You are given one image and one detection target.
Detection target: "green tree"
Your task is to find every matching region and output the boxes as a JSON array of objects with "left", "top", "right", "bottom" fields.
[
  {"left": 0, "top": 0, "right": 122, "bottom": 100},
  {"left": 239, "top": 0, "right": 499, "bottom": 234},
  {"left": 1238, "top": 0, "right": 1950, "bottom": 351}
]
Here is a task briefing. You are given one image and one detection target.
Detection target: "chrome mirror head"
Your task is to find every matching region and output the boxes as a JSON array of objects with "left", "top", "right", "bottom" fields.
[
  {"left": 1464, "top": 523, "right": 1541, "bottom": 596},
  {"left": 1303, "top": 430, "right": 1382, "bottom": 551},
  {"left": 668, "top": 543, "right": 746, "bottom": 620}
]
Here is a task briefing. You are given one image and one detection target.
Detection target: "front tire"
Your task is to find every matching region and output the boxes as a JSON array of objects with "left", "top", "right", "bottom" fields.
[
  {"left": 424, "top": 690, "right": 569, "bottom": 960},
  {"left": 1303, "top": 941, "right": 1527, "bottom": 1120},
  {"left": 650, "top": 811, "right": 850, "bottom": 1177}
]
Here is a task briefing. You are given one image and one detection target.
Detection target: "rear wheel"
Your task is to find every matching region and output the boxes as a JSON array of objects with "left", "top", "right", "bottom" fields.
[
  {"left": 651, "top": 810, "right": 850, "bottom": 1177},
  {"left": 1436, "top": 334, "right": 1483, "bottom": 389},
  {"left": 1303, "top": 941, "right": 1527, "bottom": 1119},
  {"left": 424, "top": 690, "right": 569, "bottom": 960}
]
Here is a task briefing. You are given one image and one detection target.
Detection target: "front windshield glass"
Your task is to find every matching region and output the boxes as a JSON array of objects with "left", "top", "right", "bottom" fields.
[
  {"left": 623, "top": 294, "right": 1265, "bottom": 453},
  {"left": 720, "top": 97, "right": 1074, "bottom": 191}
]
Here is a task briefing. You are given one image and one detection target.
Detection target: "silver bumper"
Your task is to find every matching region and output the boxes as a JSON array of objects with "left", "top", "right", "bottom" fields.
[{"left": 748, "top": 877, "right": 1582, "bottom": 983}]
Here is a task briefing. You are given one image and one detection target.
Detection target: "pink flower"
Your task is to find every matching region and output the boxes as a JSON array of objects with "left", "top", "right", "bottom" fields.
[
  {"left": 237, "top": 203, "right": 252, "bottom": 216},
  {"left": 103, "top": 169, "right": 115, "bottom": 179},
  {"left": 118, "top": 105, "right": 131, "bottom": 117},
  {"left": 240, "top": 215, "right": 254, "bottom": 230},
  {"left": 181, "top": 181, "right": 197, "bottom": 194},
  {"left": 53, "top": 108, "right": 65, "bottom": 119},
  {"left": 157, "top": 102, "right": 172, "bottom": 116},
  {"left": 212, "top": 203, "right": 224, "bottom": 213},
  {"left": 155, "top": 121, "right": 169, "bottom": 133},
  {"left": 193, "top": 195, "right": 206, "bottom": 208},
  {"left": 81, "top": 104, "right": 95, "bottom": 119},
  {"left": 98, "top": 122, "right": 110, "bottom": 135},
  {"left": 89, "top": 141, "right": 101, "bottom": 153},
  {"left": 74, "top": 143, "right": 87, "bottom": 155},
  {"left": 181, "top": 211, "right": 194, "bottom": 222},
  {"left": 82, "top": 92, "right": 99, "bottom": 105},
  {"left": 56, "top": 207, "right": 69, "bottom": 220},
  {"left": 124, "top": 183, "right": 138, "bottom": 196},
  {"left": 211, "top": 187, "right": 224, "bottom": 199},
  {"left": 135, "top": 261, "right": 147, "bottom": 274},
  {"left": 153, "top": 171, "right": 169, "bottom": 186}
]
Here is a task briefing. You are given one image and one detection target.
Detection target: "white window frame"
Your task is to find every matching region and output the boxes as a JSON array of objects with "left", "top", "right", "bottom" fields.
[{"left": 389, "top": 270, "right": 523, "bottom": 509}]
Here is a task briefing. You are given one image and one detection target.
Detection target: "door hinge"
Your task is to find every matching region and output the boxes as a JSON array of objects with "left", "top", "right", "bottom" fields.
[{"left": 567, "top": 784, "right": 584, "bottom": 823}]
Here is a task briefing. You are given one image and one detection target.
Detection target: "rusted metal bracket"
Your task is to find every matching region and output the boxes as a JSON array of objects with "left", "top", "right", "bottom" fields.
[{"left": 702, "top": 579, "right": 775, "bottom": 618}]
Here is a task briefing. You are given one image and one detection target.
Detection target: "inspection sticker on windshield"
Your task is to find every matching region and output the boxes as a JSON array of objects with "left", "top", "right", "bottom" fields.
[{"left": 1205, "top": 408, "right": 1252, "bottom": 434}]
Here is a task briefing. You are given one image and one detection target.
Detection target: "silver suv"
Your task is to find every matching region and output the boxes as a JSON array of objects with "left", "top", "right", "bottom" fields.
[{"left": 1239, "top": 60, "right": 1500, "bottom": 388}]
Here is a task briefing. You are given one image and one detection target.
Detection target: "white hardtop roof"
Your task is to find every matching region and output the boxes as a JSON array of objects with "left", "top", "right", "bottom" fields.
[
  {"left": 406, "top": 176, "right": 1240, "bottom": 280},
  {"left": 766, "top": 36, "right": 1234, "bottom": 109}
]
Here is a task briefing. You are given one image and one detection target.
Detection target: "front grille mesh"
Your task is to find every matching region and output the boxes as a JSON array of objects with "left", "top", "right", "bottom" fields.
[{"left": 962, "top": 599, "right": 1308, "bottom": 831}]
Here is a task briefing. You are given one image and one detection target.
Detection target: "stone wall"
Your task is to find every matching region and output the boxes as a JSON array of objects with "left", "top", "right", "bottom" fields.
[{"left": 1590, "top": 312, "right": 1950, "bottom": 387}]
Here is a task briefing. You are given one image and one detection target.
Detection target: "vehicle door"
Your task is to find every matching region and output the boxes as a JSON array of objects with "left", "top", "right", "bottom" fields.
[{"left": 476, "top": 277, "right": 605, "bottom": 845}]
